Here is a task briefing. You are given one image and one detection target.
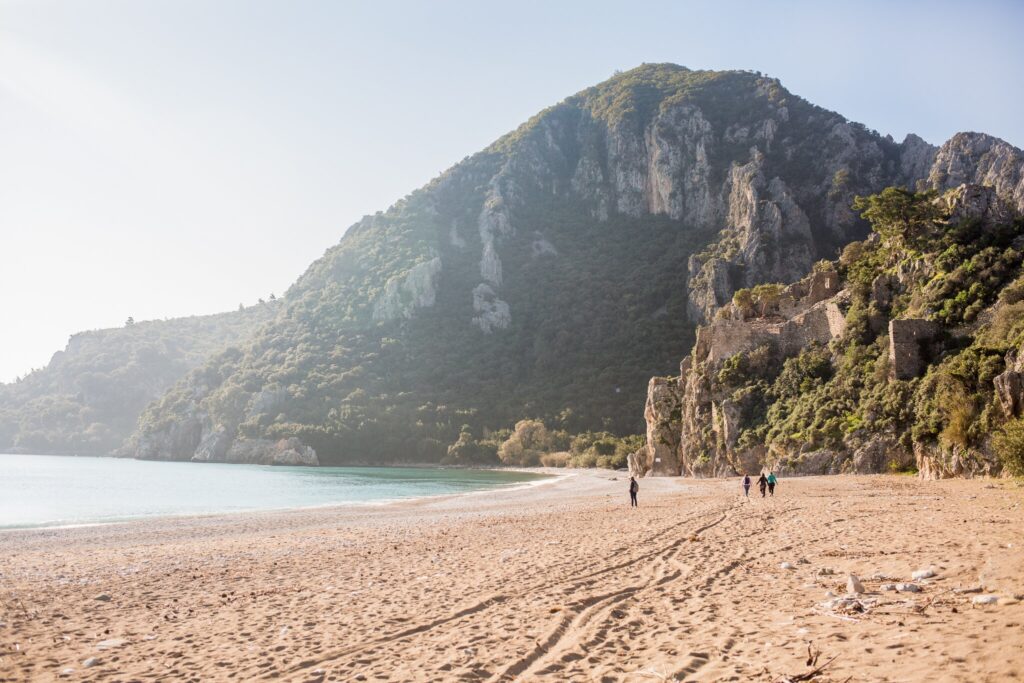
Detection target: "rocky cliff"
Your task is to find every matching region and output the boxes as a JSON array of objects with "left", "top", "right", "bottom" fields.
[
  {"left": 639, "top": 184, "right": 1024, "bottom": 479},
  {"left": 55, "top": 63, "right": 1021, "bottom": 466}
]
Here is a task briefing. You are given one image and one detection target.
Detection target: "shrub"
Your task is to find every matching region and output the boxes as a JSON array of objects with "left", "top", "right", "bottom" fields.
[
  {"left": 992, "top": 418, "right": 1024, "bottom": 476},
  {"left": 539, "top": 451, "right": 569, "bottom": 467}
]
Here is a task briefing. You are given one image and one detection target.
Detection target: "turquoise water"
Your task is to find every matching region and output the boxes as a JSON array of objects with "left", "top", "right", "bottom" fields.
[{"left": 0, "top": 454, "right": 549, "bottom": 529}]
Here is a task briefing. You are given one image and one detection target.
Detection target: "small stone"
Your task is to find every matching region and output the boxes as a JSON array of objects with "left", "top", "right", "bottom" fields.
[
  {"left": 59, "top": 668, "right": 75, "bottom": 677},
  {"left": 97, "top": 638, "right": 127, "bottom": 650},
  {"left": 973, "top": 595, "right": 999, "bottom": 605},
  {"left": 846, "top": 574, "right": 865, "bottom": 594},
  {"left": 912, "top": 568, "right": 936, "bottom": 580},
  {"left": 82, "top": 657, "right": 99, "bottom": 668},
  {"left": 780, "top": 562, "right": 795, "bottom": 570},
  {"left": 825, "top": 590, "right": 836, "bottom": 598},
  {"left": 816, "top": 567, "right": 835, "bottom": 576},
  {"left": 895, "top": 583, "right": 920, "bottom": 593},
  {"left": 881, "top": 583, "right": 897, "bottom": 591},
  {"left": 93, "top": 594, "right": 112, "bottom": 602}
]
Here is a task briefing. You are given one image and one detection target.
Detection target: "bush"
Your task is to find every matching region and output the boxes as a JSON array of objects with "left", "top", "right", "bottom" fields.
[
  {"left": 539, "top": 451, "right": 569, "bottom": 467},
  {"left": 993, "top": 418, "right": 1024, "bottom": 476}
]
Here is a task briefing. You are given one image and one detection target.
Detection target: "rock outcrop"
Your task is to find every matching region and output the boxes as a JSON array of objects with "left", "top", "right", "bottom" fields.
[
  {"left": 994, "top": 345, "right": 1024, "bottom": 418},
  {"left": 642, "top": 183, "right": 1024, "bottom": 479},
  {"left": 642, "top": 377, "right": 683, "bottom": 476},
  {"left": 638, "top": 270, "right": 847, "bottom": 476},
  {"left": 220, "top": 437, "right": 319, "bottom": 466}
]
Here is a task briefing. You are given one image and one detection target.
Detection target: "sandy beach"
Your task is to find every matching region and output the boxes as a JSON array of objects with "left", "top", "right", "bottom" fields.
[{"left": 1, "top": 472, "right": 1022, "bottom": 682}]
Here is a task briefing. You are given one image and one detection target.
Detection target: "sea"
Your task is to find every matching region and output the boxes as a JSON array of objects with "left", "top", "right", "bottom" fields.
[{"left": 0, "top": 453, "right": 550, "bottom": 529}]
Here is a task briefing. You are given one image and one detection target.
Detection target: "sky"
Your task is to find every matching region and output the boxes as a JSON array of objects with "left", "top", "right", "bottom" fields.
[{"left": 1, "top": 0, "right": 1022, "bottom": 383}]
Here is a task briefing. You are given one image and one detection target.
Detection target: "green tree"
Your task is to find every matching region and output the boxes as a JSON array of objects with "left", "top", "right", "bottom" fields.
[{"left": 852, "top": 187, "right": 941, "bottom": 251}]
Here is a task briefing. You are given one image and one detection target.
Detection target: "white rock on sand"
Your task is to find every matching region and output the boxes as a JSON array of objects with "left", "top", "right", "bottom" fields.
[
  {"left": 846, "top": 574, "right": 865, "bottom": 594},
  {"left": 912, "top": 568, "right": 936, "bottom": 580},
  {"left": 895, "top": 583, "right": 921, "bottom": 593},
  {"left": 973, "top": 595, "right": 999, "bottom": 605},
  {"left": 96, "top": 638, "right": 127, "bottom": 650}
]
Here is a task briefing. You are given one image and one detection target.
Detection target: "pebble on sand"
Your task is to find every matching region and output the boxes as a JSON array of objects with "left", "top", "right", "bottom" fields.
[
  {"left": 82, "top": 657, "right": 99, "bottom": 668},
  {"left": 973, "top": 595, "right": 999, "bottom": 605},
  {"left": 96, "top": 638, "right": 127, "bottom": 650},
  {"left": 846, "top": 574, "right": 865, "bottom": 594},
  {"left": 894, "top": 583, "right": 921, "bottom": 593},
  {"left": 912, "top": 568, "right": 936, "bottom": 580},
  {"left": 780, "top": 562, "right": 795, "bottom": 570},
  {"left": 93, "top": 594, "right": 112, "bottom": 602}
]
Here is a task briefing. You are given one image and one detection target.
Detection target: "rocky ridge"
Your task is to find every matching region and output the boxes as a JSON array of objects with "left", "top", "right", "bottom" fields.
[{"left": 639, "top": 183, "right": 1024, "bottom": 479}]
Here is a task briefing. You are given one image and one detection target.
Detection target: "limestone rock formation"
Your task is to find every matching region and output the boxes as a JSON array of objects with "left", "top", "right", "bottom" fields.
[
  {"left": 640, "top": 270, "right": 847, "bottom": 476},
  {"left": 642, "top": 377, "right": 683, "bottom": 476},
  {"left": 223, "top": 438, "right": 319, "bottom": 466},
  {"left": 644, "top": 183, "right": 1024, "bottom": 479},
  {"left": 994, "top": 345, "right": 1024, "bottom": 418}
]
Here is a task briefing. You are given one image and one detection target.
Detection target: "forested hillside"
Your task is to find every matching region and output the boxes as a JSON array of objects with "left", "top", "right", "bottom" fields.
[{"left": 0, "top": 304, "right": 278, "bottom": 455}]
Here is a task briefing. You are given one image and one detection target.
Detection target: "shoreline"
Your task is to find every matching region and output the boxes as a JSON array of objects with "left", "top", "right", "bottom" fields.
[
  {"left": 0, "top": 466, "right": 569, "bottom": 534},
  {"left": 2, "top": 474, "right": 1022, "bottom": 681}
]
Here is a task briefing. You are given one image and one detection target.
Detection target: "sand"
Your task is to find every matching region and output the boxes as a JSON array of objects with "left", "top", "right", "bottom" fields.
[{"left": 1, "top": 472, "right": 1022, "bottom": 682}]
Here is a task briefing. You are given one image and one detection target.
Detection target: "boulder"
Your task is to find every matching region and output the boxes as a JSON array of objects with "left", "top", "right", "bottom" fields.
[{"left": 225, "top": 438, "right": 319, "bottom": 467}]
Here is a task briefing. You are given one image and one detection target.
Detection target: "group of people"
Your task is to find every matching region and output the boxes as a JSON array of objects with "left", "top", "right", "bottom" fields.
[
  {"left": 742, "top": 471, "right": 777, "bottom": 498},
  {"left": 626, "top": 470, "right": 778, "bottom": 507}
]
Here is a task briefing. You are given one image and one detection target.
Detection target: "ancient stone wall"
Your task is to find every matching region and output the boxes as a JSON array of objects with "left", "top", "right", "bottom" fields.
[{"left": 888, "top": 319, "right": 940, "bottom": 380}]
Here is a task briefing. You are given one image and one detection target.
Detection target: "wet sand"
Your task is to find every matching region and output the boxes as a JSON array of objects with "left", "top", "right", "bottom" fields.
[{"left": 1, "top": 472, "right": 1022, "bottom": 681}]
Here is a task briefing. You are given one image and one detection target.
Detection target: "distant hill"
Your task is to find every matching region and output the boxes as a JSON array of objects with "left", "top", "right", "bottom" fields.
[{"left": 0, "top": 304, "right": 278, "bottom": 455}]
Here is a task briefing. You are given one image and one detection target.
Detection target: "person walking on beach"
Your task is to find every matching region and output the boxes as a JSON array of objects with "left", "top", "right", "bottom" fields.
[
  {"left": 742, "top": 473, "right": 751, "bottom": 498},
  {"left": 629, "top": 477, "right": 639, "bottom": 507},
  {"left": 767, "top": 471, "right": 777, "bottom": 496},
  {"left": 757, "top": 472, "right": 768, "bottom": 498}
]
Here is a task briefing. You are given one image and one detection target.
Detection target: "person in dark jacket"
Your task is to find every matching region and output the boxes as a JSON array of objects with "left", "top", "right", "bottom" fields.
[
  {"left": 757, "top": 472, "right": 768, "bottom": 497},
  {"left": 629, "top": 477, "right": 639, "bottom": 507},
  {"left": 742, "top": 473, "right": 751, "bottom": 498}
]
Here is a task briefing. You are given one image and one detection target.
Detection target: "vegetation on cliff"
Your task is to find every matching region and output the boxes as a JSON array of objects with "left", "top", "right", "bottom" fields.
[{"left": 664, "top": 184, "right": 1024, "bottom": 477}]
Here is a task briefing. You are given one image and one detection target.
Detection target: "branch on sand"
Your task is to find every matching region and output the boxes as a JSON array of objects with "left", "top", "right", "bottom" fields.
[{"left": 775, "top": 643, "right": 841, "bottom": 683}]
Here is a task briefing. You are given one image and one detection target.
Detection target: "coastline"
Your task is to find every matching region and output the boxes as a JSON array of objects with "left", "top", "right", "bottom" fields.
[
  {"left": 0, "top": 458, "right": 560, "bottom": 532},
  {"left": 2, "top": 473, "right": 1022, "bottom": 681}
]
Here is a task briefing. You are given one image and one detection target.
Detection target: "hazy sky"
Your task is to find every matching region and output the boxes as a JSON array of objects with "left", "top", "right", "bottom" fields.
[{"left": 1, "top": 0, "right": 1022, "bottom": 382}]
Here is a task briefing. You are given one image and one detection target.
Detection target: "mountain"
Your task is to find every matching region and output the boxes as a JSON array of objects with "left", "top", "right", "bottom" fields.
[
  {"left": 13, "top": 63, "right": 1024, "bottom": 468},
  {"left": 637, "top": 183, "right": 1024, "bottom": 479},
  {"left": 0, "top": 304, "right": 279, "bottom": 455}
]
